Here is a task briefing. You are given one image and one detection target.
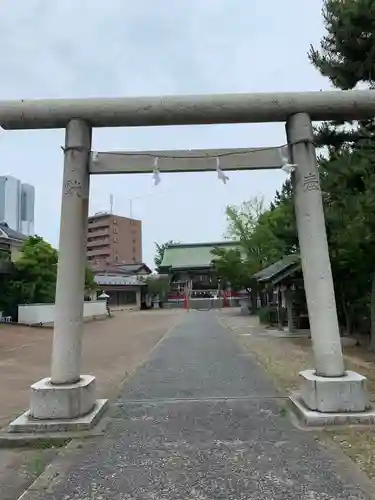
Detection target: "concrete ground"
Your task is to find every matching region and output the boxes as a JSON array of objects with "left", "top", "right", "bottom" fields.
[
  {"left": 23, "top": 311, "right": 375, "bottom": 499},
  {"left": 0, "top": 309, "right": 183, "bottom": 428},
  {"left": 0, "top": 309, "right": 183, "bottom": 500}
]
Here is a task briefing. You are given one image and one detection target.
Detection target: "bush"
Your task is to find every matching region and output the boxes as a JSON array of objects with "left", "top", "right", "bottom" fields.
[
  {"left": 258, "top": 306, "right": 287, "bottom": 326},
  {"left": 258, "top": 306, "right": 273, "bottom": 325}
]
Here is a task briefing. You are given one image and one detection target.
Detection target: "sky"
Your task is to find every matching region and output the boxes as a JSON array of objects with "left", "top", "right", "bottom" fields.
[{"left": 0, "top": 0, "right": 330, "bottom": 268}]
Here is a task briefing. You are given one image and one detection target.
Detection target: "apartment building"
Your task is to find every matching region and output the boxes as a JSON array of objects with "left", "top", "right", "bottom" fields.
[{"left": 87, "top": 212, "right": 142, "bottom": 266}]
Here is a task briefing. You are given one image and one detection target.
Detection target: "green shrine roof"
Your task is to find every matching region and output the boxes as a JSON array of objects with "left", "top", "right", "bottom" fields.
[
  {"left": 253, "top": 254, "right": 300, "bottom": 284},
  {"left": 160, "top": 241, "right": 239, "bottom": 270}
]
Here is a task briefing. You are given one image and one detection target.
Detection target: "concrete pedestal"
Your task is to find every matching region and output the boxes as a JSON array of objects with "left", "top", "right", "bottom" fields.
[
  {"left": 288, "top": 369, "right": 375, "bottom": 428},
  {"left": 30, "top": 375, "right": 96, "bottom": 420},
  {"left": 299, "top": 369, "right": 368, "bottom": 412},
  {"left": 289, "top": 393, "right": 375, "bottom": 428},
  {"left": 8, "top": 375, "right": 108, "bottom": 434},
  {"left": 8, "top": 400, "right": 108, "bottom": 434}
]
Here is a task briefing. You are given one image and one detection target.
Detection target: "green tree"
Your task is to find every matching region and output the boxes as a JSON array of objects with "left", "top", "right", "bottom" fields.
[
  {"left": 309, "top": 0, "right": 375, "bottom": 148},
  {"left": 145, "top": 274, "right": 170, "bottom": 301},
  {"left": 309, "top": 0, "right": 375, "bottom": 90},
  {"left": 0, "top": 236, "right": 58, "bottom": 316},
  {"left": 213, "top": 197, "right": 289, "bottom": 293},
  {"left": 224, "top": 196, "right": 266, "bottom": 240},
  {"left": 212, "top": 248, "right": 255, "bottom": 292},
  {"left": 320, "top": 147, "right": 375, "bottom": 336},
  {"left": 85, "top": 266, "right": 97, "bottom": 293},
  {"left": 0, "top": 236, "right": 98, "bottom": 318},
  {"left": 12, "top": 236, "right": 58, "bottom": 304},
  {"left": 308, "top": 0, "right": 375, "bottom": 345}
]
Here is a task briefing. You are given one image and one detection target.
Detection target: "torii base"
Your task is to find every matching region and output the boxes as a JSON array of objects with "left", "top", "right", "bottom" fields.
[
  {"left": 288, "top": 369, "right": 375, "bottom": 428},
  {"left": 7, "top": 375, "right": 108, "bottom": 434}
]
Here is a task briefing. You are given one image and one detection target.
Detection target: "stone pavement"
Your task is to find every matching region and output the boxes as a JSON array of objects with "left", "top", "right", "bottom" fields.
[{"left": 29, "top": 312, "right": 374, "bottom": 499}]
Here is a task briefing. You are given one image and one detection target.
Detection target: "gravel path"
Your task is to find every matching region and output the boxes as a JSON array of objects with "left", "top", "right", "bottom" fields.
[{"left": 34, "top": 311, "right": 373, "bottom": 499}]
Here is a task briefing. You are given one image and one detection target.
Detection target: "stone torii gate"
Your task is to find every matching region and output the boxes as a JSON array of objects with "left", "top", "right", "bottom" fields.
[{"left": 5, "top": 89, "right": 375, "bottom": 433}]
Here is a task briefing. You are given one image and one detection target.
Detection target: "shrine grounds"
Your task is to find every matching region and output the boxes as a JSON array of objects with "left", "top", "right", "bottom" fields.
[{"left": 3, "top": 308, "right": 375, "bottom": 498}]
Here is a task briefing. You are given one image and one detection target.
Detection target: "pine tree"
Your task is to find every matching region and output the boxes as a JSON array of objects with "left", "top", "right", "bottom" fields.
[
  {"left": 309, "top": 0, "right": 375, "bottom": 344},
  {"left": 309, "top": 0, "right": 375, "bottom": 89},
  {"left": 309, "top": 0, "right": 375, "bottom": 149}
]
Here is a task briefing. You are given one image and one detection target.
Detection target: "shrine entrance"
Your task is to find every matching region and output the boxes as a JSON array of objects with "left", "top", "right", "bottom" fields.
[{"left": 3, "top": 89, "right": 375, "bottom": 431}]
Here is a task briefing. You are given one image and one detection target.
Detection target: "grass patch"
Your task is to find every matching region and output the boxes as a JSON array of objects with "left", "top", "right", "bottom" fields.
[
  {"left": 278, "top": 406, "right": 288, "bottom": 417},
  {"left": 28, "top": 438, "right": 70, "bottom": 450},
  {"left": 28, "top": 453, "right": 47, "bottom": 477}
]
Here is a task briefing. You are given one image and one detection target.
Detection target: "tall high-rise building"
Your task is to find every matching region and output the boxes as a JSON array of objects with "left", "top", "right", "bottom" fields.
[
  {"left": 0, "top": 176, "right": 20, "bottom": 232},
  {"left": 20, "top": 183, "right": 35, "bottom": 236},
  {"left": 87, "top": 212, "right": 142, "bottom": 266},
  {"left": 0, "top": 176, "right": 35, "bottom": 236}
]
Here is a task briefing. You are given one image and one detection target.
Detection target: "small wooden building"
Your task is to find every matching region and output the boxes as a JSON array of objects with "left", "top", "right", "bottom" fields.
[
  {"left": 92, "top": 262, "right": 152, "bottom": 309},
  {"left": 253, "top": 254, "right": 308, "bottom": 331}
]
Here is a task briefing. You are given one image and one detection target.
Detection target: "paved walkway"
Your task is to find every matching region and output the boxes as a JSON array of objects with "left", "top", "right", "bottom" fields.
[{"left": 36, "top": 312, "right": 372, "bottom": 499}]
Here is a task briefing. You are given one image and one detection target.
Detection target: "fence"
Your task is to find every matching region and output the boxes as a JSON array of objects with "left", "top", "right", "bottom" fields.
[{"left": 18, "top": 301, "right": 107, "bottom": 325}]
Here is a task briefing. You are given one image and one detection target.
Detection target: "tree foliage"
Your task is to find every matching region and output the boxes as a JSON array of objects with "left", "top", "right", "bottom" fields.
[
  {"left": 309, "top": 0, "right": 375, "bottom": 149},
  {"left": 85, "top": 267, "right": 97, "bottom": 293},
  {"left": 145, "top": 274, "right": 170, "bottom": 300},
  {"left": 308, "top": 0, "right": 375, "bottom": 89},
  {"left": 212, "top": 247, "right": 255, "bottom": 292},
  {"left": 0, "top": 236, "right": 98, "bottom": 318},
  {"left": 9, "top": 236, "right": 58, "bottom": 305},
  {"left": 213, "top": 197, "right": 290, "bottom": 292},
  {"left": 308, "top": 0, "right": 375, "bottom": 344}
]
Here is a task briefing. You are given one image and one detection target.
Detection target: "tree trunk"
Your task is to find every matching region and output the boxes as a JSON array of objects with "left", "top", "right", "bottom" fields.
[
  {"left": 340, "top": 288, "right": 353, "bottom": 337},
  {"left": 285, "top": 287, "right": 295, "bottom": 333},
  {"left": 276, "top": 287, "right": 283, "bottom": 331},
  {"left": 249, "top": 289, "right": 257, "bottom": 314},
  {"left": 369, "top": 270, "right": 375, "bottom": 351}
]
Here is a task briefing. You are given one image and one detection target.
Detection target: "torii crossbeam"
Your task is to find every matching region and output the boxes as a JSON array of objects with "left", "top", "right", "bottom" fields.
[{"left": 0, "top": 89, "right": 375, "bottom": 129}]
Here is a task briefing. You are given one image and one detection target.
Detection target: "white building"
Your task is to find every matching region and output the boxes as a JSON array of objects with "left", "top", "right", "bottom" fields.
[
  {"left": 0, "top": 176, "right": 35, "bottom": 236},
  {"left": 20, "top": 183, "right": 35, "bottom": 236}
]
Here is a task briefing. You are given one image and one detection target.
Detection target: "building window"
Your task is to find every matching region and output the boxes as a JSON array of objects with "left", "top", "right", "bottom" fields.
[
  {"left": 113, "top": 218, "right": 117, "bottom": 224},
  {"left": 114, "top": 254, "right": 119, "bottom": 261},
  {"left": 114, "top": 236, "right": 119, "bottom": 242},
  {"left": 113, "top": 227, "right": 118, "bottom": 234}
]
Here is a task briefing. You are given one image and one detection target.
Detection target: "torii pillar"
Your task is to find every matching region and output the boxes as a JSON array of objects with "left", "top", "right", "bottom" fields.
[
  {"left": 286, "top": 113, "right": 369, "bottom": 420},
  {"left": 9, "top": 120, "right": 107, "bottom": 433}
]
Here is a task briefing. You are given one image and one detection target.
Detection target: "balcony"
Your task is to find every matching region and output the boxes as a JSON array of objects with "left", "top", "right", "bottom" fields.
[
  {"left": 88, "top": 220, "right": 110, "bottom": 230},
  {"left": 87, "top": 247, "right": 111, "bottom": 258},
  {"left": 87, "top": 237, "right": 109, "bottom": 248},
  {"left": 87, "top": 227, "right": 109, "bottom": 239}
]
